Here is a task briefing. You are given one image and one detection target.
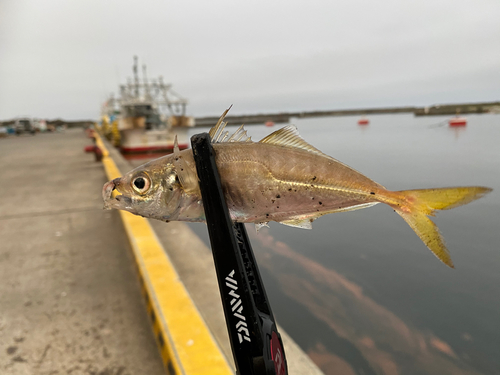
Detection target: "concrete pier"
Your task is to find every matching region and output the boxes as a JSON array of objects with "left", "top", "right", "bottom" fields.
[
  {"left": 0, "top": 129, "right": 323, "bottom": 374},
  {"left": 0, "top": 130, "right": 165, "bottom": 374}
]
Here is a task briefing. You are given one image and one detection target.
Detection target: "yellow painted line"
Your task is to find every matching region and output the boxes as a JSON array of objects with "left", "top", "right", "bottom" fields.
[
  {"left": 95, "top": 133, "right": 233, "bottom": 375},
  {"left": 94, "top": 134, "right": 109, "bottom": 158}
]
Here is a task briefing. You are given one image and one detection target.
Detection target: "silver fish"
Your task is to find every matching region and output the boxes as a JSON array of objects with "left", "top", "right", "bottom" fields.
[{"left": 103, "top": 109, "right": 491, "bottom": 268}]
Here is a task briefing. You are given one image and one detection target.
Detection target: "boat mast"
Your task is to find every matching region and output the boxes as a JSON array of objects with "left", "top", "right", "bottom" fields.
[
  {"left": 142, "top": 64, "right": 152, "bottom": 101},
  {"left": 133, "top": 55, "right": 140, "bottom": 98}
]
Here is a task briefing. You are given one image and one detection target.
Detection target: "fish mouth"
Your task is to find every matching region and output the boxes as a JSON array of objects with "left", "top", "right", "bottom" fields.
[{"left": 102, "top": 178, "right": 130, "bottom": 210}]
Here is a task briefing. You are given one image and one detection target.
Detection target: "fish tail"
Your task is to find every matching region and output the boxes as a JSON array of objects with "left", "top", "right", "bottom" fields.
[{"left": 391, "top": 187, "right": 492, "bottom": 268}]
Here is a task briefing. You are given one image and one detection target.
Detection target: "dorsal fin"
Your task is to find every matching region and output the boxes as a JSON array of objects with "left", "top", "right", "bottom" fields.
[
  {"left": 261, "top": 125, "right": 387, "bottom": 187},
  {"left": 259, "top": 125, "right": 330, "bottom": 158},
  {"left": 209, "top": 107, "right": 252, "bottom": 143},
  {"left": 208, "top": 107, "right": 231, "bottom": 141}
]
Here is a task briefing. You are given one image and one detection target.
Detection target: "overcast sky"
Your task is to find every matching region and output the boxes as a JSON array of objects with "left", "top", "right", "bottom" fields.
[{"left": 1, "top": 0, "right": 499, "bottom": 120}]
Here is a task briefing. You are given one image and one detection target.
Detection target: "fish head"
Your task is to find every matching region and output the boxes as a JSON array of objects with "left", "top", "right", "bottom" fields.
[{"left": 102, "top": 156, "right": 189, "bottom": 221}]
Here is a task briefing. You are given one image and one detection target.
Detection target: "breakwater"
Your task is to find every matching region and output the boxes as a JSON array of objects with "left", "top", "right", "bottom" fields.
[{"left": 194, "top": 100, "right": 500, "bottom": 126}]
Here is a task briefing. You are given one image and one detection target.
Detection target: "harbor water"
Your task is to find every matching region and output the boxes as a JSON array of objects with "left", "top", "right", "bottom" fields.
[{"left": 133, "top": 113, "right": 500, "bottom": 375}]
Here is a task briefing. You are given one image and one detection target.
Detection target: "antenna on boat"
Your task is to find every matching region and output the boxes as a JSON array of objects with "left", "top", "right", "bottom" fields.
[
  {"left": 142, "top": 64, "right": 151, "bottom": 100},
  {"left": 133, "top": 55, "right": 139, "bottom": 98}
]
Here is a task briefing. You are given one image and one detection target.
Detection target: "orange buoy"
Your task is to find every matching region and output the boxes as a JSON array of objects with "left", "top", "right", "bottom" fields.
[
  {"left": 449, "top": 116, "right": 467, "bottom": 127},
  {"left": 265, "top": 121, "right": 275, "bottom": 127},
  {"left": 358, "top": 117, "right": 369, "bottom": 125}
]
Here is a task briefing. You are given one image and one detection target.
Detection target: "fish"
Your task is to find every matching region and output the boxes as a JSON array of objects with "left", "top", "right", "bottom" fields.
[{"left": 102, "top": 109, "right": 492, "bottom": 268}]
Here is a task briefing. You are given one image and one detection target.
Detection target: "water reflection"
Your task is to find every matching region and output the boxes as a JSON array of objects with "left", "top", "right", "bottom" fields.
[
  {"left": 449, "top": 125, "right": 467, "bottom": 139},
  {"left": 129, "top": 113, "right": 500, "bottom": 374},
  {"left": 250, "top": 227, "right": 483, "bottom": 375}
]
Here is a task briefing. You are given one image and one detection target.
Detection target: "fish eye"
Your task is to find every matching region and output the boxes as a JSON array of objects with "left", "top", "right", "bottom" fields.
[{"left": 131, "top": 175, "right": 151, "bottom": 194}]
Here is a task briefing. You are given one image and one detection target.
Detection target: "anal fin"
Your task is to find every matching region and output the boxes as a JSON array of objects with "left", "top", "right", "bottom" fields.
[
  {"left": 279, "top": 218, "right": 313, "bottom": 229},
  {"left": 278, "top": 202, "right": 379, "bottom": 230}
]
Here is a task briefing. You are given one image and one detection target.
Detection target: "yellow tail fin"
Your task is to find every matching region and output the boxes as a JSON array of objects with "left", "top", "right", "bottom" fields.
[{"left": 393, "top": 187, "right": 492, "bottom": 268}]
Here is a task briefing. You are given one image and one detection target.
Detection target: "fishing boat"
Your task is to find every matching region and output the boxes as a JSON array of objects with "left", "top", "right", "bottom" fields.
[{"left": 101, "top": 56, "right": 194, "bottom": 154}]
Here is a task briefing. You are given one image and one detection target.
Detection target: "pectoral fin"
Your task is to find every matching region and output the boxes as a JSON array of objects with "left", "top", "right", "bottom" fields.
[{"left": 172, "top": 136, "right": 200, "bottom": 195}]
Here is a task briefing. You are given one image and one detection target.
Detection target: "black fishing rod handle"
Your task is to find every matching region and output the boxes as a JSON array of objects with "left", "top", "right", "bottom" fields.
[
  {"left": 191, "top": 133, "right": 262, "bottom": 373},
  {"left": 191, "top": 133, "right": 287, "bottom": 375}
]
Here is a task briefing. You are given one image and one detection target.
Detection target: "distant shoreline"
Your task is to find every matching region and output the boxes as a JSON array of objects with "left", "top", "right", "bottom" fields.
[
  {"left": 0, "top": 119, "right": 94, "bottom": 129},
  {"left": 2, "top": 100, "right": 498, "bottom": 128}
]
